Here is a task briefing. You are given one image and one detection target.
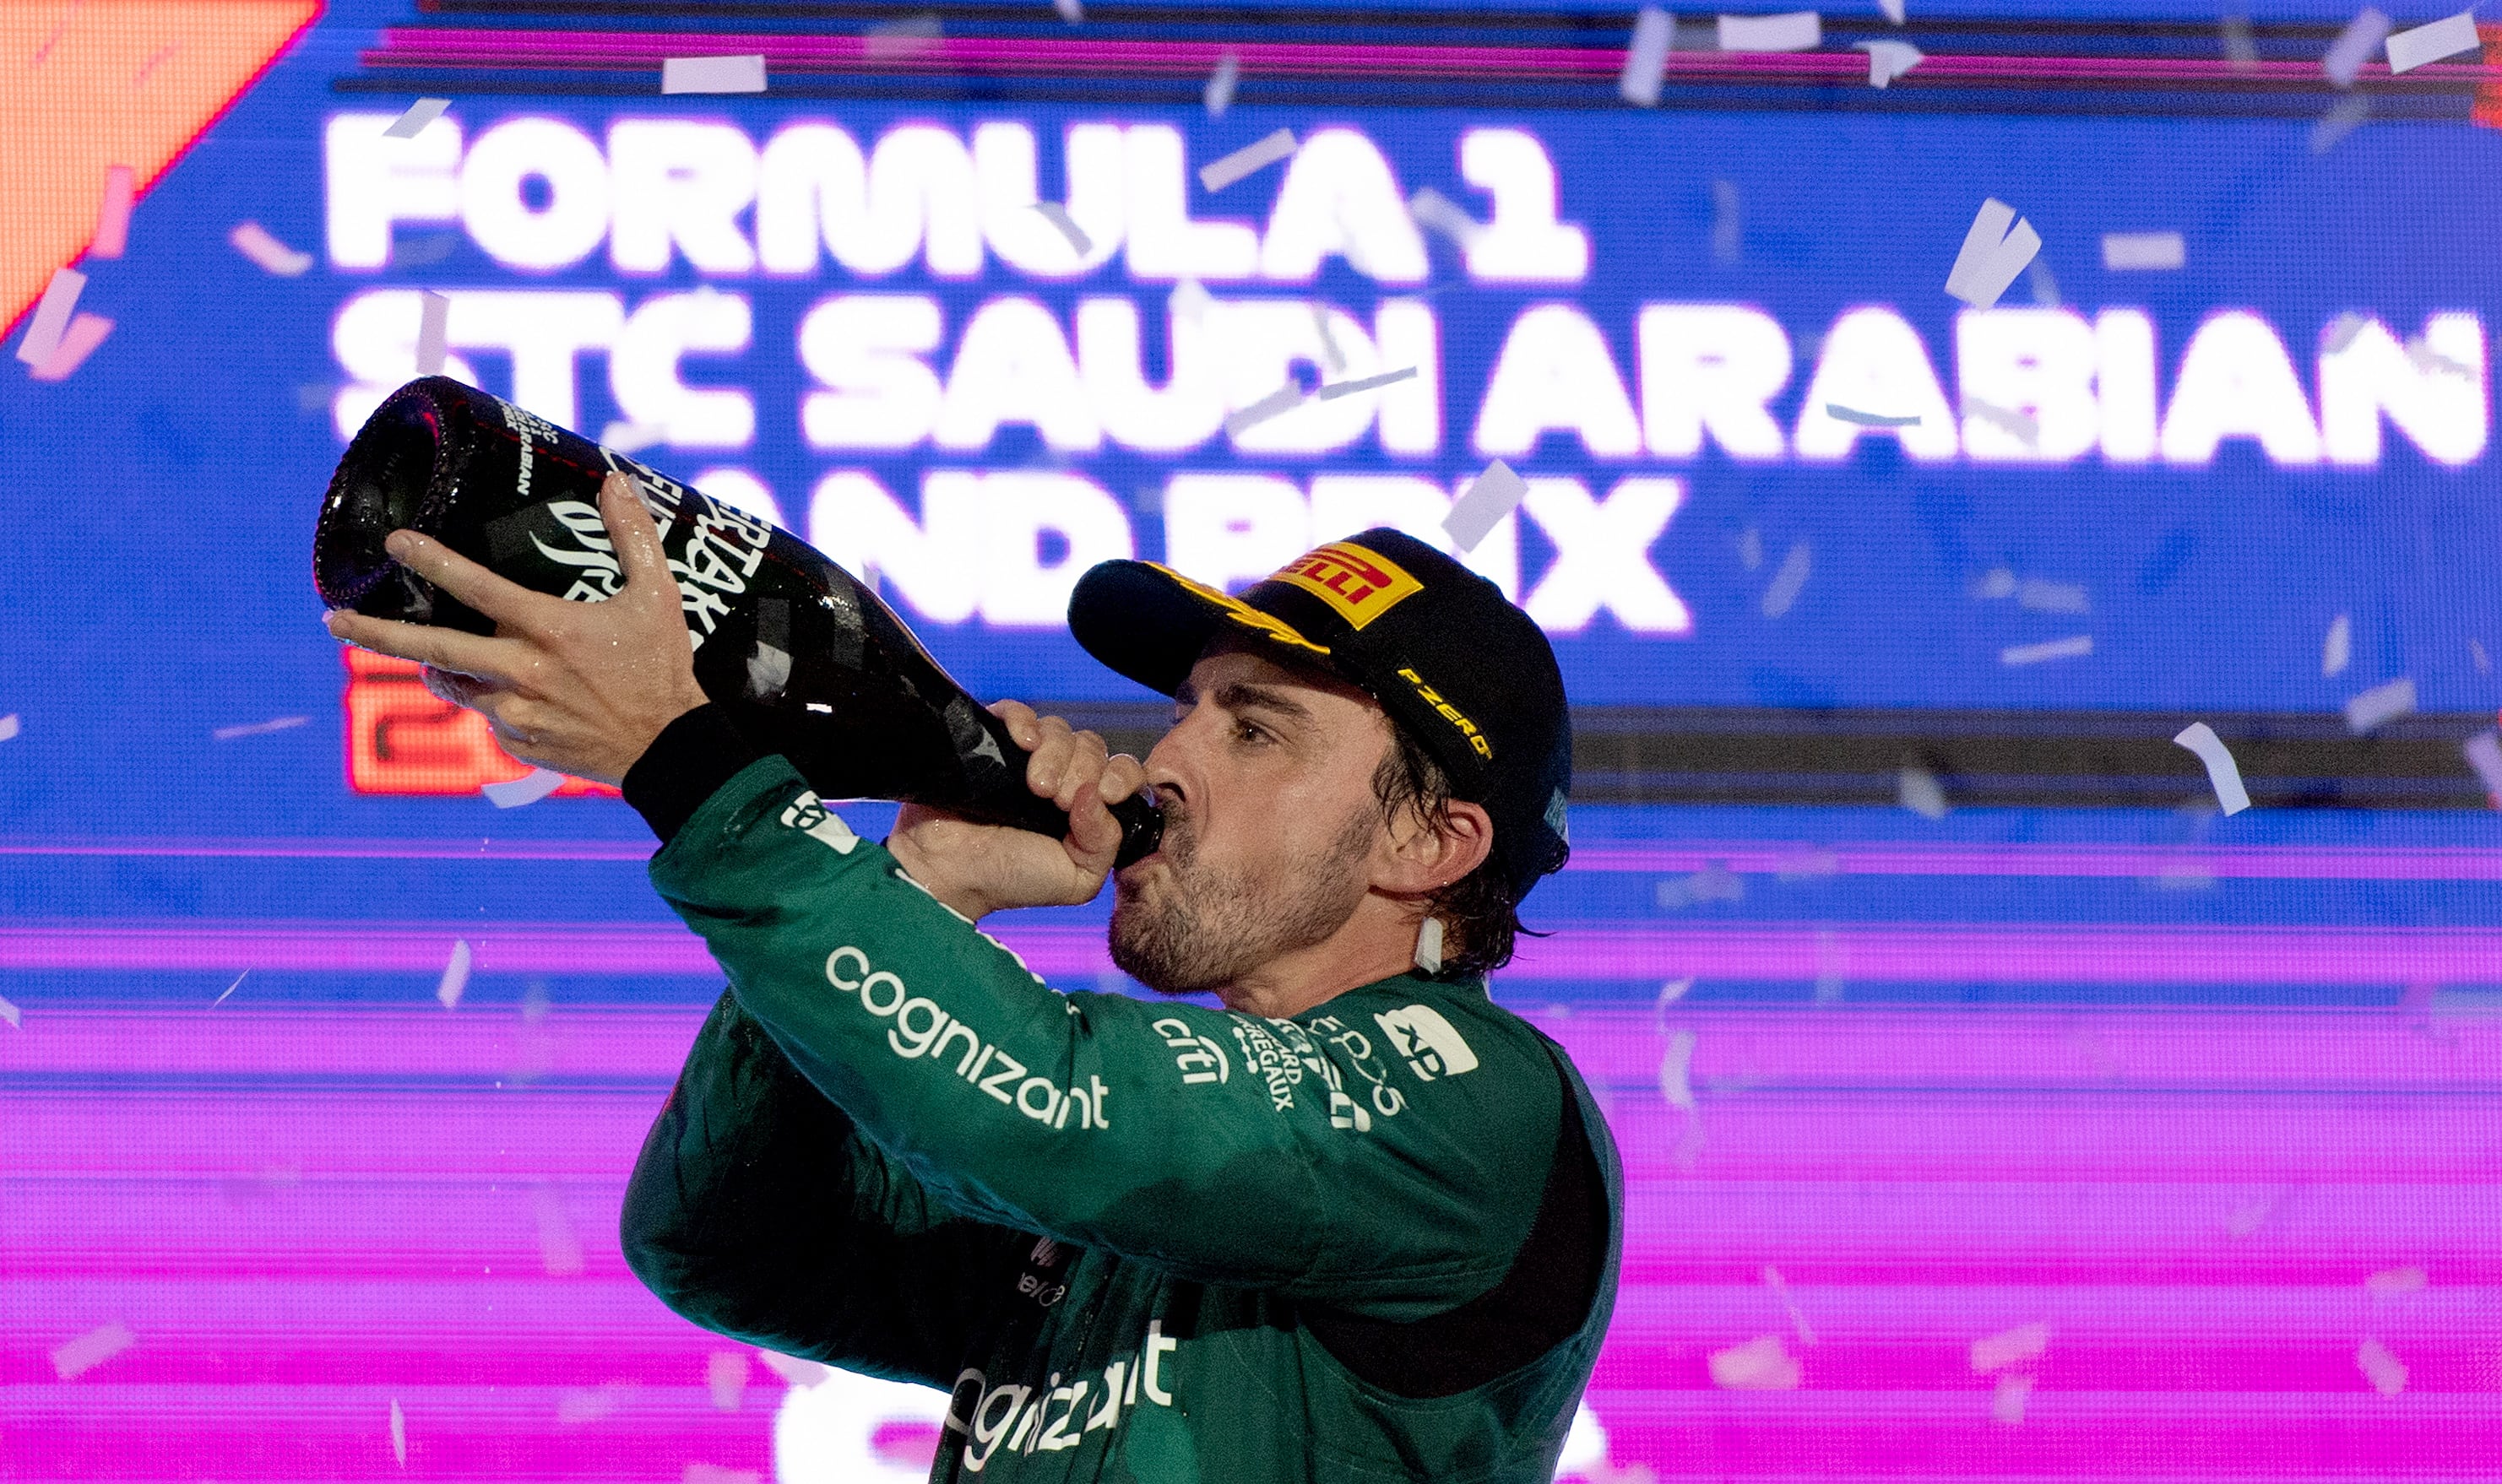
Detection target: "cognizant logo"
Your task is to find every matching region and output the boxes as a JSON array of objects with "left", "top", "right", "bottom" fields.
[{"left": 824, "top": 946, "right": 1110, "bottom": 1129}]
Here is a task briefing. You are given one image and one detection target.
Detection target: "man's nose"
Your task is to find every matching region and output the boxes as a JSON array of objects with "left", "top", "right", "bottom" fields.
[{"left": 1142, "top": 707, "right": 1208, "bottom": 807}]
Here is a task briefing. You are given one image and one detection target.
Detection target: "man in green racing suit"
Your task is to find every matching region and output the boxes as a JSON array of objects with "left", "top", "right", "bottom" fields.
[{"left": 325, "top": 474, "right": 1622, "bottom": 1483}]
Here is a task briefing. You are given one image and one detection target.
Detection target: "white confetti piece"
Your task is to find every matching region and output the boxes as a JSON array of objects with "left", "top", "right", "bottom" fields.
[
  {"left": 1412, "top": 915, "right": 1443, "bottom": 973},
  {"left": 2385, "top": 9, "right": 2479, "bottom": 73},
  {"left": 1878, "top": 0, "right": 1905, "bottom": 20},
  {"left": 662, "top": 54, "right": 767, "bottom": 94},
  {"left": 415, "top": 290, "right": 450, "bottom": 376},
  {"left": 1991, "top": 1373, "right": 2035, "bottom": 1424},
  {"left": 28, "top": 313, "right": 111, "bottom": 382},
  {"left": 758, "top": 1351, "right": 831, "bottom": 1388},
  {"left": 1622, "top": 7, "right": 1674, "bottom": 106},
  {"left": 1199, "top": 128, "right": 1298, "bottom": 192},
  {"left": 382, "top": 97, "right": 450, "bottom": 139},
  {"left": 2101, "top": 230, "right": 2185, "bottom": 270},
  {"left": 2173, "top": 723, "right": 2253, "bottom": 816},
  {"left": 2323, "top": 613, "right": 2353, "bottom": 675},
  {"left": 2001, "top": 634, "right": 2092, "bottom": 666},
  {"left": 1737, "top": 528, "right": 1763, "bottom": 570},
  {"left": 1718, "top": 11, "right": 1821, "bottom": 51},
  {"left": 1446, "top": 459, "right": 1529, "bottom": 554},
  {"left": 1856, "top": 38, "right": 1923, "bottom": 86},
  {"left": 16, "top": 267, "right": 85, "bottom": 366},
  {"left": 1055, "top": 0, "right": 1083, "bottom": 22},
  {"left": 1761, "top": 540, "right": 1811, "bottom": 617},
  {"left": 485, "top": 767, "right": 565, "bottom": 810},
  {"left": 1031, "top": 201, "right": 1094, "bottom": 257},
  {"left": 1657, "top": 976, "right": 1695, "bottom": 1008},
  {"left": 51, "top": 1320, "right": 136, "bottom": 1380},
  {"left": 2356, "top": 1336, "right": 2408, "bottom": 1395},
  {"left": 1712, "top": 179, "right": 1743, "bottom": 264},
  {"left": 1761, "top": 1265, "right": 1817, "bottom": 1345},
  {"left": 1316, "top": 366, "right": 1418, "bottom": 401},
  {"left": 600, "top": 420, "right": 668, "bottom": 453},
  {"left": 389, "top": 1398, "right": 407, "bottom": 1465},
  {"left": 1708, "top": 1335, "right": 1801, "bottom": 1389},
  {"left": 747, "top": 642, "right": 794, "bottom": 701},
  {"left": 1945, "top": 198, "right": 2042, "bottom": 311},
  {"left": 1406, "top": 187, "right": 1486, "bottom": 250},
  {"left": 534, "top": 1183, "right": 585, "bottom": 1276},
  {"left": 2474, "top": 638, "right": 2493, "bottom": 674},
  {"left": 1966, "top": 397, "right": 2041, "bottom": 446},
  {"left": 0, "top": 713, "right": 17, "bottom": 741},
  {"left": 1309, "top": 301, "right": 1347, "bottom": 373},
  {"left": 1813, "top": 925, "right": 1845, "bottom": 1003},
  {"left": 214, "top": 971, "right": 248, "bottom": 1006},
  {"left": 1657, "top": 863, "right": 1744, "bottom": 907},
  {"left": 2366, "top": 1266, "right": 2427, "bottom": 1295},
  {"left": 707, "top": 1349, "right": 752, "bottom": 1411},
  {"left": 1969, "top": 1321, "right": 2050, "bottom": 1374},
  {"left": 2343, "top": 676, "right": 2416, "bottom": 734},
  {"left": 2016, "top": 578, "right": 2087, "bottom": 613},
  {"left": 91, "top": 164, "right": 134, "bottom": 258},
  {"left": 1899, "top": 763, "right": 1949, "bottom": 819},
  {"left": 1658, "top": 1027, "right": 1696, "bottom": 1110},
  {"left": 2026, "top": 255, "right": 2060, "bottom": 307},
  {"left": 1224, "top": 380, "right": 1307, "bottom": 436},
  {"left": 1204, "top": 48, "right": 1239, "bottom": 114},
  {"left": 1824, "top": 403, "right": 1921, "bottom": 427},
  {"left": 864, "top": 14, "right": 942, "bottom": 59},
  {"left": 2325, "top": 7, "right": 2393, "bottom": 84},
  {"left": 2325, "top": 312, "right": 2369, "bottom": 355},
  {"left": 213, "top": 715, "right": 308, "bottom": 741},
  {"left": 1170, "top": 278, "right": 1213, "bottom": 325},
  {"left": 231, "top": 220, "right": 313, "bottom": 276},
  {"left": 2461, "top": 732, "right": 2502, "bottom": 806},
  {"left": 2311, "top": 93, "right": 2372, "bottom": 154},
  {"left": 2405, "top": 336, "right": 2474, "bottom": 378},
  {"left": 2222, "top": 14, "right": 2259, "bottom": 69},
  {"left": 556, "top": 1380, "right": 636, "bottom": 1424},
  {"left": 0, "top": 993, "right": 19, "bottom": 1028},
  {"left": 437, "top": 939, "right": 471, "bottom": 1010},
  {"left": 684, "top": 1466, "right": 760, "bottom": 1484}
]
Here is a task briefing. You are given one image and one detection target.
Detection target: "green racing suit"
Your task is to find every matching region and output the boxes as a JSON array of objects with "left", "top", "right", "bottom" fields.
[{"left": 618, "top": 719, "right": 1622, "bottom": 1484}]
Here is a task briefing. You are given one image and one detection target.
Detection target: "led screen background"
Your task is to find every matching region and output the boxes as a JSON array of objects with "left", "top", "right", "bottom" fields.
[{"left": 3, "top": 0, "right": 2500, "bottom": 1479}]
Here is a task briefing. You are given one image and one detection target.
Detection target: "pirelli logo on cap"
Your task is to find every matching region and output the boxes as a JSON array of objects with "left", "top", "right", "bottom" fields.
[{"left": 1268, "top": 542, "right": 1425, "bottom": 630}]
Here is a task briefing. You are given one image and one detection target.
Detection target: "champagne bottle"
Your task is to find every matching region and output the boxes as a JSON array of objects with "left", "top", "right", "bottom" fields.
[{"left": 314, "top": 376, "right": 1163, "bottom": 865}]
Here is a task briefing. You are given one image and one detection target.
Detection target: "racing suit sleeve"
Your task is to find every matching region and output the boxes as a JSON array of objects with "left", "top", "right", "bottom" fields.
[
  {"left": 619, "top": 986, "right": 1024, "bottom": 1388},
  {"left": 633, "top": 729, "right": 1560, "bottom": 1323}
]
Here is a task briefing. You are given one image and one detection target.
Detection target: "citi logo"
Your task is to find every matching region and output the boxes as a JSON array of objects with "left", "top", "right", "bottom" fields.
[{"left": 1151, "top": 1016, "right": 1230, "bottom": 1085}]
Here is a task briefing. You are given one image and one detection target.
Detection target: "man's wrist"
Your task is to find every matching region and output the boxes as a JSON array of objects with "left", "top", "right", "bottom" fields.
[
  {"left": 622, "top": 702, "right": 763, "bottom": 845},
  {"left": 883, "top": 830, "right": 995, "bottom": 923}
]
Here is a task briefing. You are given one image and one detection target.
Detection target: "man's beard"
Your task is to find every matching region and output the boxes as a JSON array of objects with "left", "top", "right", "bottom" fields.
[{"left": 1109, "top": 800, "right": 1376, "bottom": 995}]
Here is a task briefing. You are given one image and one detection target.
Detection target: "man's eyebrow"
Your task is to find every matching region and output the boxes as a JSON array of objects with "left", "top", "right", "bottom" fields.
[{"left": 1211, "top": 680, "right": 1314, "bottom": 725}]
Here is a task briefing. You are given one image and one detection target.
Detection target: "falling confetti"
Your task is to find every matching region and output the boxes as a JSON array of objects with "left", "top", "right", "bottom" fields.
[
  {"left": 1707, "top": 1335, "right": 1801, "bottom": 1389},
  {"left": 864, "top": 14, "right": 942, "bottom": 59},
  {"left": 1446, "top": 460, "right": 1529, "bottom": 554},
  {"left": 382, "top": 97, "right": 450, "bottom": 139},
  {"left": 1760, "top": 541, "right": 1811, "bottom": 617},
  {"left": 2323, "top": 613, "right": 2353, "bottom": 675},
  {"left": 28, "top": 312, "right": 112, "bottom": 382},
  {"left": 1170, "top": 278, "right": 1213, "bottom": 325},
  {"left": 1657, "top": 976, "right": 1695, "bottom": 1008},
  {"left": 2464, "top": 733, "right": 2502, "bottom": 807},
  {"left": 2326, "top": 313, "right": 2369, "bottom": 355},
  {"left": 2356, "top": 1336, "right": 2408, "bottom": 1395},
  {"left": 1199, "top": 129, "right": 1299, "bottom": 192},
  {"left": 1945, "top": 199, "right": 2042, "bottom": 311},
  {"left": 600, "top": 421, "right": 667, "bottom": 452},
  {"left": 1761, "top": 1266, "right": 1816, "bottom": 1346},
  {"left": 1316, "top": 366, "right": 1419, "bottom": 401},
  {"left": 389, "top": 1398, "right": 407, "bottom": 1465},
  {"left": 556, "top": 1380, "right": 638, "bottom": 1424},
  {"left": 1899, "top": 763, "right": 1950, "bottom": 819},
  {"left": 1857, "top": 39, "right": 1924, "bottom": 87},
  {"left": 684, "top": 1467, "right": 761, "bottom": 1484},
  {"left": 2001, "top": 635, "right": 2093, "bottom": 666},
  {"left": 2365, "top": 1266, "right": 2427, "bottom": 1295},
  {"left": 662, "top": 55, "right": 768, "bottom": 94},
  {"left": 415, "top": 290, "right": 450, "bottom": 376},
  {"left": 437, "top": 939, "right": 472, "bottom": 1010},
  {"left": 534, "top": 1183, "right": 586, "bottom": 1276},
  {"left": 484, "top": 767, "right": 565, "bottom": 810},
  {"left": 708, "top": 1349, "right": 753, "bottom": 1411},
  {"left": 2102, "top": 231, "right": 2185, "bottom": 270},
  {"left": 90, "top": 165, "right": 135, "bottom": 258},
  {"left": 231, "top": 221, "right": 314, "bottom": 276},
  {"left": 214, "top": 716, "right": 309, "bottom": 740},
  {"left": 2323, "top": 8, "right": 2392, "bottom": 85},
  {"left": 214, "top": 971, "right": 248, "bottom": 1006},
  {"left": 0, "top": 993, "right": 19, "bottom": 1028},
  {"left": 1718, "top": 12, "right": 1821, "bottom": 51},
  {"left": 1991, "top": 1373, "right": 2035, "bottom": 1425},
  {"left": 1621, "top": 7, "right": 1673, "bottom": 106},
  {"left": 1824, "top": 403, "right": 1921, "bottom": 427},
  {"left": 2173, "top": 723, "right": 2253, "bottom": 815},
  {"left": 51, "top": 1320, "right": 136, "bottom": 1379},
  {"left": 1658, "top": 1028, "right": 1697, "bottom": 1111},
  {"left": 1055, "top": 0, "right": 1083, "bottom": 21},
  {"left": 2384, "top": 9, "right": 2479, "bottom": 73},
  {"left": 1969, "top": 1321, "right": 2051, "bottom": 1374},
  {"left": 1407, "top": 187, "right": 1487, "bottom": 250},
  {"left": 1224, "top": 381, "right": 1307, "bottom": 437},
  {"left": 1204, "top": 49, "right": 1240, "bottom": 115},
  {"left": 1967, "top": 398, "right": 2040, "bottom": 447},
  {"left": 17, "top": 268, "right": 86, "bottom": 366},
  {"left": 2016, "top": 578, "right": 2087, "bottom": 613},
  {"left": 0, "top": 713, "right": 17, "bottom": 741},
  {"left": 2342, "top": 676, "right": 2416, "bottom": 734},
  {"left": 2310, "top": 94, "right": 2371, "bottom": 154},
  {"left": 1031, "top": 202, "right": 1094, "bottom": 257}
]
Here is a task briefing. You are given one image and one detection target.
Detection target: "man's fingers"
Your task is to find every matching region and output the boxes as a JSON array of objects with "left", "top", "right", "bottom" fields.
[
  {"left": 1062, "top": 774, "right": 1122, "bottom": 869},
  {"left": 328, "top": 609, "right": 526, "bottom": 682},
  {"left": 1049, "top": 729, "right": 1110, "bottom": 811},
  {"left": 1101, "top": 752, "right": 1148, "bottom": 803},
  {"left": 989, "top": 699, "right": 1041, "bottom": 750},
  {"left": 597, "top": 472, "right": 675, "bottom": 595},
  {"left": 382, "top": 528, "right": 548, "bottom": 631}
]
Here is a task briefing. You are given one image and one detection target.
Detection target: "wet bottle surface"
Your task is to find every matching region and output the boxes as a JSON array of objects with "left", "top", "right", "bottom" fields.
[{"left": 313, "top": 376, "right": 1163, "bottom": 864}]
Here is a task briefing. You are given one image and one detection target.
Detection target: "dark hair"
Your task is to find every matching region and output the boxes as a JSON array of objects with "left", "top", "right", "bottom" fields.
[{"left": 1370, "top": 724, "right": 1531, "bottom": 978}]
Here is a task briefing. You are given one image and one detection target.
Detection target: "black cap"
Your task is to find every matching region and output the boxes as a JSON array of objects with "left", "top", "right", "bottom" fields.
[{"left": 1068, "top": 528, "right": 1572, "bottom": 902}]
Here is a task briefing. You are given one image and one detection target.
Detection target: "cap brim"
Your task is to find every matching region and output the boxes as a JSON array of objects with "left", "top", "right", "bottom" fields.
[{"left": 1069, "top": 561, "right": 1337, "bottom": 696}]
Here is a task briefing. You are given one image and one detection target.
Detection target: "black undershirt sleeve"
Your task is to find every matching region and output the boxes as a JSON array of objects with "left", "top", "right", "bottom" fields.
[{"left": 622, "top": 703, "right": 763, "bottom": 847}]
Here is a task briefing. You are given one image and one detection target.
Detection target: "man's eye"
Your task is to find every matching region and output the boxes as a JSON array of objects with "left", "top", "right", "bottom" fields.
[{"left": 1234, "top": 720, "right": 1269, "bottom": 745}]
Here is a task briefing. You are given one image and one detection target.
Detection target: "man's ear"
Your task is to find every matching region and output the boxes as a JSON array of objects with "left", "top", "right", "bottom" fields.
[{"left": 1378, "top": 798, "right": 1494, "bottom": 897}]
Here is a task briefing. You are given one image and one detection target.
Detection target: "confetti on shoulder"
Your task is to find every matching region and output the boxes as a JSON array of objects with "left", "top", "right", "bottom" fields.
[
  {"left": 662, "top": 54, "right": 768, "bottom": 94},
  {"left": 1316, "top": 366, "right": 1418, "bottom": 401},
  {"left": 1199, "top": 129, "right": 1298, "bottom": 192},
  {"left": 231, "top": 221, "right": 314, "bottom": 277},
  {"left": 1826, "top": 403, "right": 1921, "bottom": 427},
  {"left": 382, "top": 97, "right": 451, "bottom": 139}
]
